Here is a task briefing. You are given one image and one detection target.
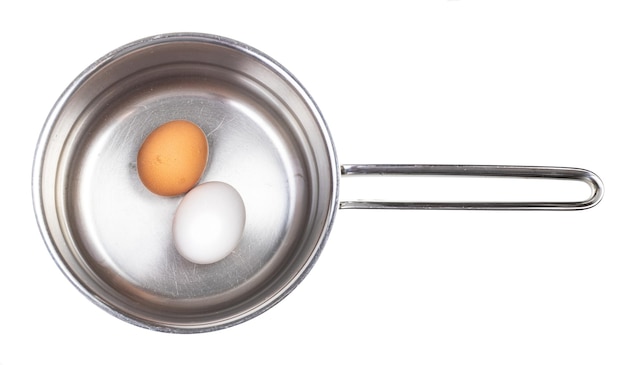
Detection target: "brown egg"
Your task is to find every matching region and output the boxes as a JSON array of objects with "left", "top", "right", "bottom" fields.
[{"left": 137, "top": 120, "right": 208, "bottom": 196}]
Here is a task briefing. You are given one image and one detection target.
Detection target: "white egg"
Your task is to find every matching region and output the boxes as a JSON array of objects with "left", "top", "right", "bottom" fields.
[{"left": 173, "top": 181, "right": 246, "bottom": 264}]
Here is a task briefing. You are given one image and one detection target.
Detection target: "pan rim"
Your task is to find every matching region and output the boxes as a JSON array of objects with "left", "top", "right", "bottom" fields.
[{"left": 32, "top": 32, "right": 341, "bottom": 333}]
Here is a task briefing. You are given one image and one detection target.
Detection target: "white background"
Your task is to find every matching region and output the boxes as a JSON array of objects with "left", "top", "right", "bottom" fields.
[{"left": 2, "top": 1, "right": 625, "bottom": 364}]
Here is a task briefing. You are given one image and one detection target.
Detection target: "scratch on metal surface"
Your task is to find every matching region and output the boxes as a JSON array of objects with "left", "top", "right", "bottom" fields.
[
  {"left": 174, "top": 277, "right": 180, "bottom": 296},
  {"left": 206, "top": 115, "right": 231, "bottom": 137}
]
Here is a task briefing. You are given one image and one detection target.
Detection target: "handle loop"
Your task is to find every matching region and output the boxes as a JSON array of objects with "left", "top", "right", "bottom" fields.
[{"left": 339, "top": 164, "right": 604, "bottom": 210}]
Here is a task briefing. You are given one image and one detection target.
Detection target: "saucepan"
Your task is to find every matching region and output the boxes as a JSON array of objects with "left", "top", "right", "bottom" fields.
[{"left": 32, "top": 33, "right": 603, "bottom": 333}]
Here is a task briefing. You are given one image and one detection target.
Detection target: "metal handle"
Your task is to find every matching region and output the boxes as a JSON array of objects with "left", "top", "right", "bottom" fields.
[{"left": 339, "top": 164, "right": 604, "bottom": 210}]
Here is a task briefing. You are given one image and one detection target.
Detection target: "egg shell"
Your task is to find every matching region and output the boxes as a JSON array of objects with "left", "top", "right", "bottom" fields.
[
  {"left": 173, "top": 181, "right": 246, "bottom": 264},
  {"left": 137, "top": 120, "right": 208, "bottom": 196}
]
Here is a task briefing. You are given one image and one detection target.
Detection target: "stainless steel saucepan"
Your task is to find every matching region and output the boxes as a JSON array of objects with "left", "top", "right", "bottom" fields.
[{"left": 32, "top": 33, "right": 603, "bottom": 333}]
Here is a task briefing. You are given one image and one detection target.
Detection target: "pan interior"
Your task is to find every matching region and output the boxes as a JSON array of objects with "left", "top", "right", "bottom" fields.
[{"left": 36, "top": 35, "right": 337, "bottom": 331}]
